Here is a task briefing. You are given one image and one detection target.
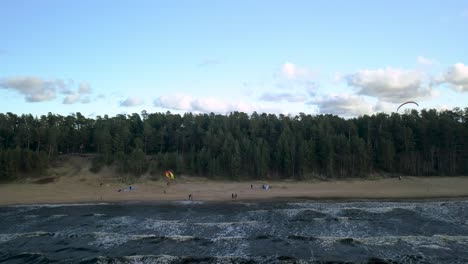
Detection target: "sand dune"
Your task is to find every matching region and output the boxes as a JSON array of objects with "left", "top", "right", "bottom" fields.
[{"left": 1, "top": 175, "right": 468, "bottom": 205}]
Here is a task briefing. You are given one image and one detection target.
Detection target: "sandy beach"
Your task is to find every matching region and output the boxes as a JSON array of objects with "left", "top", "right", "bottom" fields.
[{"left": 1, "top": 175, "right": 468, "bottom": 206}]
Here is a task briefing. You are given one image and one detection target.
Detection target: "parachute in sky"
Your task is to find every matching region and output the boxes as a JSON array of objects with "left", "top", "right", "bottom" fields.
[
  {"left": 396, "top": 101, "right": 419, "bottom": 112},
  {"left": 164, "top": 170, "right": 175, "bottom": 180}
]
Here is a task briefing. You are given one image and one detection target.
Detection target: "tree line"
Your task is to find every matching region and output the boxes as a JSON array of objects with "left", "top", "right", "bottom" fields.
[{"left": 0, "top": 108, "right": 467, "bottom": 182}]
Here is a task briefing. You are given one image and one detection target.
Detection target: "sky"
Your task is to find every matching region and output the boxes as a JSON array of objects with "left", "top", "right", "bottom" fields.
[{"left": 1, "top": 0, "right": 468, "bottom": 118}]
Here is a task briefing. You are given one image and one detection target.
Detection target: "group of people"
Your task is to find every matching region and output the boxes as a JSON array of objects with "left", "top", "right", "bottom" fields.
[
  {"left": 250, "top": 184, "right": 270, "bottom": 190},
  {"left": 115, "top": 182, "right": 276, "bottom": 201}
]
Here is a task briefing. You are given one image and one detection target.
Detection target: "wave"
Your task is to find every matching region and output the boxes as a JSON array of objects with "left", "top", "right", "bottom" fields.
[
  {"left": 195, "top": 221, "right": 260, "bottom": 227},
  {"left": 76, "top": 254, "right": 444, "bottom": 264},
  {"left": 89, "top": 232, "right": 202, "bottom": 248},
  {"left": 79, "top": 255, "right": 273, "bottom": 264},
  {"left": 0, "top": 231, "right": 57, "bottom": 243},
  {"left": 0, "top": 252, "right": 52, "bottom": 264},
  {"left": 10, "top": 202, "right": 110, "bottom": 208},
  {"left": 131, "top": 234, "right": 198, "bottom": 242},
  {"left": 285, "top": 235, "right": 468, "bottom": 248},
  {"left": 172, "top": 201, "right": 205, "bottom": 205}
]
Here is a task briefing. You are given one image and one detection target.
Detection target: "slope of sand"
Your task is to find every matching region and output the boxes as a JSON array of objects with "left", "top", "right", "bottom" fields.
[{"left": 1, "top": 175, "right": 468, "bottom": 206}]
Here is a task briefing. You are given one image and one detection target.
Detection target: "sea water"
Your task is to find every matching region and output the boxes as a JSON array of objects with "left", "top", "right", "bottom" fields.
[{"left": 1, "top": 199, "right": 467, "bottom": 263}]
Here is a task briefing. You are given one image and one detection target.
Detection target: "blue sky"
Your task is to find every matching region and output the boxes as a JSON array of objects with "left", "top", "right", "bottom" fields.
[{"left": 1, "top": 0, "right": 467, "bottom": 117}]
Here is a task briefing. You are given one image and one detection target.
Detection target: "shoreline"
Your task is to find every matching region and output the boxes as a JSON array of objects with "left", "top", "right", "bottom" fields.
[
  {"left": 1, "top": 176, "right": 468, "bottom": 206},
  {"left": 4, "top": 196, "right": 468, "bottom": 208}
]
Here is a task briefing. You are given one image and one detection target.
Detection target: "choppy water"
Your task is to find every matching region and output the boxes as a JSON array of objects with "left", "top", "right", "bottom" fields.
[{"left": 1, "top": 199, "right": 468, "bottom": 263}]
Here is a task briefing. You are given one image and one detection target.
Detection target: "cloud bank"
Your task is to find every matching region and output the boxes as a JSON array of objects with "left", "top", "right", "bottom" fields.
[
  {"left": 0, "top": 76, "right": 95, "bottom": 104},
  {"left": 308, "top": 94, "right": 374, "bottom": 117},
  {"left": 0, "top": 76, "right": 59, "bottom": 102},
  {"left": 154, "top": 94, "right": 280, "bottom": 114},
  {"left": 281, "top": 62, "right": 316, "bottom": 80},
  {"left": 259, "top": 92, "right": 307, "bottom": 102},
  {"left": 346, "top": 68, "right": 434, "bottom": 103},
  {"left": 437, "top": 63, "right": 468, "bottom": 92}
]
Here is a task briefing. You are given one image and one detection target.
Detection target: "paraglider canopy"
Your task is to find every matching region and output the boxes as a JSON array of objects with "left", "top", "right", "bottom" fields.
[
  {"left": 396, "top": 101, "right": 419, "bottom": 112},
  {"left": 164, "top": 170, "right": 175, "bottom": 180}
]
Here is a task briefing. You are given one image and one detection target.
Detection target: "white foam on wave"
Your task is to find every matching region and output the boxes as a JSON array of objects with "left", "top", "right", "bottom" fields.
[
  {"left": 120, "top": 255, "right": 179, "bottom": 264},
  {"left": 211, "top": 236, "right": 245, "bottom": 242},
  {"left": 89, "top": 232, "right": 201, "bottom": 249},
  {"left": 0, "top": 231, "right": 57, "bottom": 243},
  {"left": 287, "top": 200, "right": 468, "bottom": 227},
  {"left": 94, "top": 255, "right": 184, "bottom": 264},
  {"left": 172, "top": 201, "right": 204, "bottom": 205},
  {"left": 131, "top": 234, "right": 196, "bottom": 242},
  {"left": 208, "top": 235, "right": 250, "bottom": 258},
  {"left": 93, "top": 213, "right": 106, "bottom": 217},
  {"left": 49, "top": 214, "right": 68, "bottom": 219},
  {"left": 314, "top": 235, "right": 468, "bottom": 248},
  {"left": 195, "top": 221, "right": 260, "bottom": 227},
  {"left": 0, "top": 233, "right": 18, "bottom": 243},
  {"left": 100, "top": 216, "right": 137, "bottom": 230},
  {"left": 138, "top": 219, "right": 183, "bottom": 235},
  {"left": 89, "top": 232, "right": 129, "bottom": 249},
  {"left": 418, "top": 244, "right": 451, "bottom": 250}
]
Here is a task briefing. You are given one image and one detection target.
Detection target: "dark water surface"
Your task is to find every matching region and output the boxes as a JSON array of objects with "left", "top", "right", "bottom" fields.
[{"left": 1, "top": 199, "right": 467, "bottom": 263}]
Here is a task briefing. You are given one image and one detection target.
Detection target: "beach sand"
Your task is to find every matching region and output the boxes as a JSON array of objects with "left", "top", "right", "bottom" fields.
[{"left": 1, "top": 175, "right": 468, "bottom": 206}]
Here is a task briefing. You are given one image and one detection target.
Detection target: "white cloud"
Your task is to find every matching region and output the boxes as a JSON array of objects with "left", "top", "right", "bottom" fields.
[
  {"left": 59, "top": 87, "right": 74, "bottom": 95},
  {"left": 434, "top": 104, "right": 451, "bottom": 112},
  {"left": 274, "top": 62, "right": 319, "bottom": 98},
  {"left": 308, "top": 94, "right": 374, "bottom": 117},
  {"left": 154, "top": 93, "right": 280, "bottom": 114},
  {"left": 63, "top": 93, "right": 81, "bottom": 104},
  {"left": 417, "top": 56, "right": 434, "bottom": 66},
  {"left": 78, "top": 82, "right": 91, "bottom": 94},
  {"left": 0, "top": 76, "right": 95, "bottom": 104},
  {"left": 346, "top": 67, "right": 434, "bottom": 103},
  {"left": 120, "top": 96, "right": 145, "bottom": 107},
  {"left": 373, "top": 101, "right": 397, "bottom": 113},
  {"left": 281, "top": 62, "right": 316, "bottom": 80},
  {"left": 191, "top": 97, "right": 235, "bottom": 113},
  {"left": 154, "top": 94, "right": 193, "bottom": 111},
  {"left": 259, "top": 92, "right": 307, "bottom": 102},
  {"left": 437, "top": 63, "right": 468, "bottom": 92},
  {"left": 0, "top": 76, "right": 59, "bottom": 102}
]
